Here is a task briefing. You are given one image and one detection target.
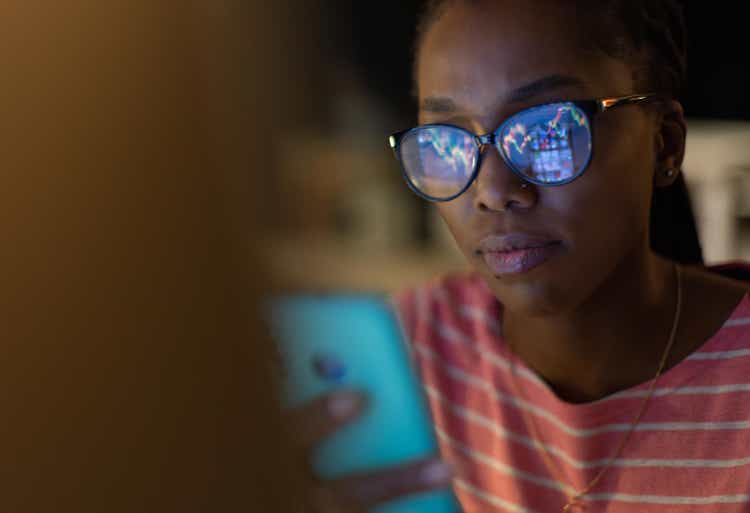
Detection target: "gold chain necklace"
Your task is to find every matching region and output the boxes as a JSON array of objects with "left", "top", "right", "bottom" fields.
[{"left": 505, "top": 262, "right": 682, "bottom": 512}]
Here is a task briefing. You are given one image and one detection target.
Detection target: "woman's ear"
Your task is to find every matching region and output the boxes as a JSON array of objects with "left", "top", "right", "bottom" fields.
[{"left": 653, "top": 99, "right": 687, "bottom": 188}]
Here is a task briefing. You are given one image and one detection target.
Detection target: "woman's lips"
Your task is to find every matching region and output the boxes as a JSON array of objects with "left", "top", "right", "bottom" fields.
[
  {"left": 481, "top": 241, "right": 563, "bottom": 275},
  {"left": 477, "top": 233, "right": 564, "bottom": 275}
]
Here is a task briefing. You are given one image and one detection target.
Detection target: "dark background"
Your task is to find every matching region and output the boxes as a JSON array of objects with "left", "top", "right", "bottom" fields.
[{"left": 310, "top": 1, "right": 749, "bottom": 125}]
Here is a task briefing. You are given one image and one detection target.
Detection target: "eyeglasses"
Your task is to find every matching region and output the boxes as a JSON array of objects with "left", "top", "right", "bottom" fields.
[{"left": 388, "top": 93, "right": 664, "bottom": 202}]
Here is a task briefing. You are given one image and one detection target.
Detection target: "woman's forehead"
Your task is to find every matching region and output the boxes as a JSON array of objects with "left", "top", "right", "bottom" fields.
[
  {"left": 416, "top": 0, "right": 633, "bottom": 114},
  {"left": 418, "top": 0, "right": 580, "bottom": 68}
]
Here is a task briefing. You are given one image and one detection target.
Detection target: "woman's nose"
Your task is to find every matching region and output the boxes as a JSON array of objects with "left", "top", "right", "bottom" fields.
[{"left": 472, "top": 146, "right": 536, "bottom": 212}]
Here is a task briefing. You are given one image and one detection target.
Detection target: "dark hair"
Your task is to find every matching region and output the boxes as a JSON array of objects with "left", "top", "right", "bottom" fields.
[{"left": 414, "top": 0, "right": 704, "bottom": 265}]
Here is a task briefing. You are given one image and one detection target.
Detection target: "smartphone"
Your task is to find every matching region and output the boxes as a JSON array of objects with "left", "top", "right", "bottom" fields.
[{"left": 266, "top": 293, "right": 460, "bottom": 513}]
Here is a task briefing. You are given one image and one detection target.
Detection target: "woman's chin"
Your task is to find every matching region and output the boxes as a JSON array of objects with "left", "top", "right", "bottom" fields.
[{"left": 486, "top": 276, "right": 574, "bottom": 319}]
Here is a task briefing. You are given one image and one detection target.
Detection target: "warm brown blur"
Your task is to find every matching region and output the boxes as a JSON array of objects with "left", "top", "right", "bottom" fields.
[{"left": 0, "top": 1, "right": 302, "bottom": 512}]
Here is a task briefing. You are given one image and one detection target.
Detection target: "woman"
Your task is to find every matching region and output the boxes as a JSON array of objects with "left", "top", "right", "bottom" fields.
[{"left": 296, "top": 1, "right": 750, "bottom": 512}]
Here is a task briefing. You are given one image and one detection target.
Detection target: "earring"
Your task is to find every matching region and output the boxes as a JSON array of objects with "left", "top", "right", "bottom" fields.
[
  {"left": 520, "top": 183, "right": 530, "bottom": 189},
  {"left": 665, "top": 168, "right": 677, "bottom": 177}
]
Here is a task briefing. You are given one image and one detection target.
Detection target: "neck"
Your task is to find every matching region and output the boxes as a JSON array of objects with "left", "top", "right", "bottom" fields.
[{"left": 502, "top": 250, "right": 678, "bottom": 404}]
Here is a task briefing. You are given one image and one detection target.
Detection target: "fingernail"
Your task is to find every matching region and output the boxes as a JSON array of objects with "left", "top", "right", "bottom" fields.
[
  {"left": 420, "top": 460, "right": 453, "bottom": 486},
  {"left": 328, "top": 391, "right": 361, "bottom": 420}
]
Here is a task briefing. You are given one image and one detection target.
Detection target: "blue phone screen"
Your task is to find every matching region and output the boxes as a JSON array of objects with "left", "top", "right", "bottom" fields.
[{"left": 267, "top": 294, "right": 460, "bottom": 513}]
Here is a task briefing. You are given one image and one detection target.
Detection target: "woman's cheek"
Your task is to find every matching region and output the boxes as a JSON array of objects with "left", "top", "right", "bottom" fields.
[
  {"left": 564, "top": 179, "right": 646, "bottom": 278},
  {"left": 543, "top": 182, "right": 624, "bottom": 268},
  {"left": 435, "top": 202, "right": 474, "bottom": 252}
]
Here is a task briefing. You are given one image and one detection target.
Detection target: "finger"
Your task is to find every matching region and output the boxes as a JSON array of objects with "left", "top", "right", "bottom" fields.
[
  {"left": 332, "top": 457, "right": 454, "bottom": 511},
  {"left": 287, "top": 390, "right": 367, "bottom": 449}
]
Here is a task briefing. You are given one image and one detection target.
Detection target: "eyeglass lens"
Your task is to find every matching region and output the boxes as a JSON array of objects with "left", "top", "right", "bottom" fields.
[{"left": 398, "top": 102, "right": 592, "bottom": 199}]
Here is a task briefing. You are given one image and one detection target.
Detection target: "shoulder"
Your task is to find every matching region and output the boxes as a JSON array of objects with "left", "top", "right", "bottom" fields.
[
  {"left": 689, "top": 261, "right": 750, "bottom": 299},
  {"left": 703, "top": 260, "right": 750, "bottom": 287},
  {"left": 673, "top": 261, "right": 750, "bottom": 360}
]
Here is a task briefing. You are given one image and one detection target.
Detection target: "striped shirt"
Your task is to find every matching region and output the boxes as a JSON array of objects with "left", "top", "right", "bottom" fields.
[{"left": 392, "top": 264, "right": 750, "bottom": 513}]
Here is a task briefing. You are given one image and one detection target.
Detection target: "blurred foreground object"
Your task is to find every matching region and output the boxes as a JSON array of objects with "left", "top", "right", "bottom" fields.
[{"left": 0, "top": 1, "right": 303, "bottom": 511}]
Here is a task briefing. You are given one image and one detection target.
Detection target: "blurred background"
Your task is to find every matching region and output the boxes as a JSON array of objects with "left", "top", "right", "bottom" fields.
[{"left": 263, "top": 1, "right": 750, "bottom": 294}]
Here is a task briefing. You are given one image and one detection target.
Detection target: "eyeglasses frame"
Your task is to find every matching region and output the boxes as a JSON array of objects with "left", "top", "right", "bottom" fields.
[{"left": 387, "top": 93, "right": 666, "bottom": 202}]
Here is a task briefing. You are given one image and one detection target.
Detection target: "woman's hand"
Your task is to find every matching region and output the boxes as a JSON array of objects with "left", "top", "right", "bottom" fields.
[{"left": 289, "top": 389, "right": 455, "bottom": 513}]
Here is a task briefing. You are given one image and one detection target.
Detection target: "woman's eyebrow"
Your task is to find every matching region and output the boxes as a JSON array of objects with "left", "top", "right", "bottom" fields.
[
  {"left": 420, "top": 75, "right": 586, "bottom": 114},
  {"left": 505, "top": 75, "right": 586, "bottom": 104},
  {"left": 419, "top": 96, "right": 457, "bottom": 114}
]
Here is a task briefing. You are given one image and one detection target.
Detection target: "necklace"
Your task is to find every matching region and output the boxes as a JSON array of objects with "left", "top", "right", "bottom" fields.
[{"left": 505, "top": 262, "right": 682, "bottom": 512}]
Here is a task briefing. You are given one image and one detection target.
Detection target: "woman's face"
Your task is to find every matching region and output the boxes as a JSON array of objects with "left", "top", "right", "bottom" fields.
[{"left": 417, "top": 0, "right": 662, "bottom": 316}]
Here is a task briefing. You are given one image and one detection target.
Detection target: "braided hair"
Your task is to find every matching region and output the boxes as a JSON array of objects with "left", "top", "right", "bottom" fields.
[{"left": 414, "top": 0, "right": 704, "bottom": 265}]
